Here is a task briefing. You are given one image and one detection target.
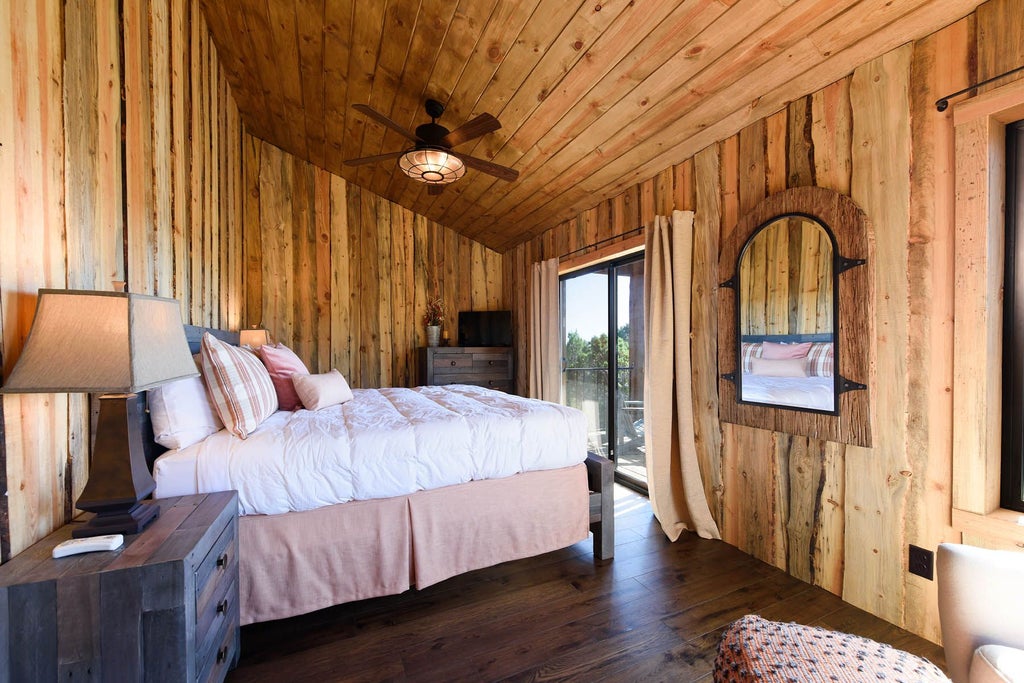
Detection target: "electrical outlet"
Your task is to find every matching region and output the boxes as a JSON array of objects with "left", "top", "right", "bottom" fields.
[{"left": 909, "top": 544, "right": 934, "bottom": 580}]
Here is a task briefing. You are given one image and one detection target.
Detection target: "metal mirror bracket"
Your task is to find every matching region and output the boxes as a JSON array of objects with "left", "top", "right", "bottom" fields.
[
  {"left": 838, "top": 376, "right": 867, "bottom": 394},
  {"left": 837, "top": 255, "right": 866, "bottom": 274}
]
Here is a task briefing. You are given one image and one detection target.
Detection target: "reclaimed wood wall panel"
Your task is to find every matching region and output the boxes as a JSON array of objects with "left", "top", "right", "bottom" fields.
[
  {"left": 0, "top": 0, "right": 69, "bottom": 563},
  {"left": 504, "top": 0, "right": 1022, "bottom": 643},
  {"left": 0, "top": 0, "right": 244, "bottom": 558},
  {"left": 242, "top": 138, "right": 505, "bottom": 389},
  {"left": 902, "top": 16, "right": 969, "bottom": 639},
  {"left": 845, "top": 44, "right": 912, "bottom": 625}
]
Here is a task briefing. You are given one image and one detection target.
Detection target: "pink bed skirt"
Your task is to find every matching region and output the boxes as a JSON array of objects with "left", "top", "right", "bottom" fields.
[{"left": 238, "top": 463, "right": 590, "bottom": 624}]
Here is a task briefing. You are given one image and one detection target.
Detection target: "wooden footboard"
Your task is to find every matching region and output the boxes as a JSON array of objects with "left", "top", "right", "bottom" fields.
[{"left": 584, "top": 452, "right": 614, "bottom": 560}]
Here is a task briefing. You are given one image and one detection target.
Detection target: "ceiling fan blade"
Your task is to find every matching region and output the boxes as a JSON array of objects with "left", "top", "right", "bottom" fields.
[
  {"left": 427, "top": 185, "right": 444, "bottom": 196},
  {"left": 352, "top": 104, "right": 420, "bottom": 142},
  {"left": 343, "top": 151, "right": 405, "bottom": 166},
  {"left": 459, "top": 154, "right": 519, "bottom": 182},
  {"left": 441, "top": 113, "right": 501, "bottom": 148}
]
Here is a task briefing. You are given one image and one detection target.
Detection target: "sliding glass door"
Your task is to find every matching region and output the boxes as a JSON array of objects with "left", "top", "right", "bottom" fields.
[{"left": 561, "top": 254, "right": 646, "bottom": 490}]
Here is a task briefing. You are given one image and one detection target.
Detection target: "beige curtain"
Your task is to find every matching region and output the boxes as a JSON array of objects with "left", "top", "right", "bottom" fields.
[
  {"left": 644, "top": 211, "right": 721, "bottom": 541},
  {"left": 528, "top": 257, "right": 561, "bottom": 403}
]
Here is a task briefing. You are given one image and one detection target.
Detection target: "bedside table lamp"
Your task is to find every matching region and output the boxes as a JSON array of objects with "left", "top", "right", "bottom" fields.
[
  {"left": 239, "top": 325, "right": 269, "bottom": 348},
  {"left": 1, "top": 289, "right": 198, "bottom": 537}
]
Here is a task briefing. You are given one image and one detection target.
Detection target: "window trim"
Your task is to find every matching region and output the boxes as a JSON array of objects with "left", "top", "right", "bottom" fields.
[
  {"left": 1000, "top": 119, "right": 1024, "bottom": 513},
  {"left": 952, "top": 78, "right": 1024, "bottom": 526}
]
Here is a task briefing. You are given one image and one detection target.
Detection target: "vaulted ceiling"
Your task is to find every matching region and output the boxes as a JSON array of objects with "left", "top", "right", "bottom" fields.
[{"left": 200, "top": 0, "right": 980, "bottom": 252}]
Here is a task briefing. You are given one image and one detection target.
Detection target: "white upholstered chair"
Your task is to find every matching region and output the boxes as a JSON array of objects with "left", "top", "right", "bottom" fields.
[{"left": 937, "top": 543, "right": 1024, "bottom": 683}]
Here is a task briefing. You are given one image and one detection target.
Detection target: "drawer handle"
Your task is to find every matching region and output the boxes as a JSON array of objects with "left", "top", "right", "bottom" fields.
[
  {"left": 450, "top": 360, "right": 457, "bottom": 366},
  {"left": 488, "top": 360, "right": 495, "bottom": 366},
  {"left": 217, "top": 646, "right": 229, "bottom": 664},
  {"left": 217, "top": 598, "right": 229, "bottom": 615},
  {"left": 216, "top": 552, "right": 228, "bottom": 569}
]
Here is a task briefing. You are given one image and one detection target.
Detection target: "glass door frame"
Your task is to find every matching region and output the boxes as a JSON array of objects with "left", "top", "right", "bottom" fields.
[{"left": 560, "top": 251, "right": 647, "bottom": 493}]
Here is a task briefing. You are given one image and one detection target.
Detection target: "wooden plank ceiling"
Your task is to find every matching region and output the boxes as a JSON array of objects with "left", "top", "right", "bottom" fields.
[{"left": 200, "top": 0, "right": 981, "bottom": 253}]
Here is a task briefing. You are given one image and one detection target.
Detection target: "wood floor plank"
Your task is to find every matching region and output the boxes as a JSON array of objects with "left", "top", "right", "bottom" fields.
[{"left": 227, "top": 485, "right": 946, "bottom": 682}]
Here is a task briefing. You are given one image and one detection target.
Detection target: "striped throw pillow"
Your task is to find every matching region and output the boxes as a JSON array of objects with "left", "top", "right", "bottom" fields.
[
  {"left": 807, "top": 342, "right": 834, "bottom": 377},
  {"left": 200, "top": 332, "right": 278, "bottom": 439},
  {"left": 741, "top": 342, "right": 763, "bottom": 373}
]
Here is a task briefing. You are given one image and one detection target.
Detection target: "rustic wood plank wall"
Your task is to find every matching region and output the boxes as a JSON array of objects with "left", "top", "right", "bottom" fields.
[
  {"left": 505, "top": 0, "right": 1023, "bottom": 643},
  {"left": 0, "top": 0, "right": 243, "bottom": 558},
  {"left": 242, "top": 138, "right": 506, "bottom": 388}
]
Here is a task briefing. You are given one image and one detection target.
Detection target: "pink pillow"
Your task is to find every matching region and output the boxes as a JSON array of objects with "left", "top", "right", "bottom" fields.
[
  {"left": 258, "top": 343, "right": 309, "bottom": 410},
  {"left": 761, "top": 341, "right": 812, "bottom": 360},
  {"left": 750, "top": 357, "right": 809, "bottom": 378},
  {"left": 292, "top": 370, "right": 354, "bottom": 410}
]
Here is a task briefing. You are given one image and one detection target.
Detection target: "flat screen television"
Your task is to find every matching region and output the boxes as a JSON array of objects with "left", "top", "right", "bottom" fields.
[{"left": 458, "top": 310, "right": 513, "bottom": 347}]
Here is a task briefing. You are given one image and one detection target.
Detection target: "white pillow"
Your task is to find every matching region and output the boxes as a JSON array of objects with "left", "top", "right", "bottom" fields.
[
  {"left": 292, "top": 370, "right": 354, "bottom": 410},
  {"left": 149, "top": 375, "right": 223, "bottom": 449}
]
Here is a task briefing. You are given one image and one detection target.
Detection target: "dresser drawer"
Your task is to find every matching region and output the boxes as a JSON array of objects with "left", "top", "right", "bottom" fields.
[
  {"left": 195, "top": 518, "right": 239, "bottom": 660},
  {"left": 431, "top": 353, "right": 474, "bottom": 374},
  {"left": 469, "top": 379, "right": 513, "bottom": 392},
  {"left": 472, "top": 352, "right": 510, "bottom": 367},
  {"left": 197, "top": 610, "right": 239, "bottom": 683}
]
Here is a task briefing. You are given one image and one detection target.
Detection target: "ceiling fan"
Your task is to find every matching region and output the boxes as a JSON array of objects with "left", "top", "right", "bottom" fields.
[{"left": 345, "top": 99, "right": 519, "bottom": 195}]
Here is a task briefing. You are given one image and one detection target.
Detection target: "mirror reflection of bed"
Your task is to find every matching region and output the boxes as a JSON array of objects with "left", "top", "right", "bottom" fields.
[{"left": 738, "top": 215, "right": 836, "bottom": 413}]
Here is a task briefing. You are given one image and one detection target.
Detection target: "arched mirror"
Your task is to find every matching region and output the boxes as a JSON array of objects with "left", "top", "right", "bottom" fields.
[
  {"left": 736, "top": 214, "right": 837, "bottom": 414},
  {"left": 718, "top": 187, "right": 872, "bottom": 447}
]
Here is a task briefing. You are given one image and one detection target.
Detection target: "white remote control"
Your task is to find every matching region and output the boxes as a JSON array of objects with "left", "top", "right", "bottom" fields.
[{"left": 51, "top": 534, "right": 124, "bottom": 559}]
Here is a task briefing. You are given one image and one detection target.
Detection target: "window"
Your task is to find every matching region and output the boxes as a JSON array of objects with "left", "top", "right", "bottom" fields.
[
  {"left": 1002, "top": 118, "right": 1024, "bottom": 513},
  {"left": 560, "top": 254, "right": 646, "bottom": 491}
]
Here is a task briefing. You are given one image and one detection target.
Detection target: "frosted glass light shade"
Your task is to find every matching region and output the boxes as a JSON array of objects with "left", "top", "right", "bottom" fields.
[
  {"left": 2, "top": 289, "right": 198, "bottom": 394},
  {"left": 399, "top": 147, "right": 466, "bottom": 184}
]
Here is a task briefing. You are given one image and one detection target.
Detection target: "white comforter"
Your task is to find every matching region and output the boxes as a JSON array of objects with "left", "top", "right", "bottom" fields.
[
  {"left": 740, "top": 373, "right": 835, "bottom": 412},
  {"left": 172, "top": 384, "right": 587, "bottom": 516}
]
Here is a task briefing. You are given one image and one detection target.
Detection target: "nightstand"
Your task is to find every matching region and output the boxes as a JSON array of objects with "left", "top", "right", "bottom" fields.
[{"left": 0, "top": 491, "right": 239, "bottom": 682}]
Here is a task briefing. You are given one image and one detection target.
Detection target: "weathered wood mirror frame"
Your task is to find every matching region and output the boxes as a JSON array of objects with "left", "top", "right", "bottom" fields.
[{"left": 718, "top": 187, "right": 873, "bottom": 447}]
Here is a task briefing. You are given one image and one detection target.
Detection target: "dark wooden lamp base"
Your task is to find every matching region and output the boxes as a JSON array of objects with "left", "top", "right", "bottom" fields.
[
  {"left": 73, "top": 501, "right": 159, "bottom": 538},
  {"left": 72, "top": 392, "right": 161, "bottom": 538}
]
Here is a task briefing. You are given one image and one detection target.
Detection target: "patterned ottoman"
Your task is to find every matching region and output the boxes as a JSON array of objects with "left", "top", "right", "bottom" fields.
[{"left": 714, "top": 614, "right": 950, "bottom": 682}]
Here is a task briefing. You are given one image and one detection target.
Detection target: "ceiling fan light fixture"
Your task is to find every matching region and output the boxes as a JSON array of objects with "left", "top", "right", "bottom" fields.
[{"left": 399, "top": 147, "right": 465, "bottom": 185}]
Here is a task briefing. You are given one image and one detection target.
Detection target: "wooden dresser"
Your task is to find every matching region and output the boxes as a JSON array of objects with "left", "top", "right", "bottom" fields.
[
  {"left": 0, "top": 491, "right": 239, "bottom": 682},
  {"left": 420, "top": 346, "right": 514, "bottom": 393}
]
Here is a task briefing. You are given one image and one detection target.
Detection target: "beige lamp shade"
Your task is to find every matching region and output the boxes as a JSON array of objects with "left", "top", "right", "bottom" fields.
[
  {"left": 2, "top": 289, "right": 198, "bottom": 394},
  {"left": 239, "top": 327, "right": 270, "bottom": 348}
]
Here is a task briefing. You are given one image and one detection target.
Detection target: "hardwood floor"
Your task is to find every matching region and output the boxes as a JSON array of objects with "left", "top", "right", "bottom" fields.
[{"left": 227, "top": 485, "right": 946, "bottom": 682}]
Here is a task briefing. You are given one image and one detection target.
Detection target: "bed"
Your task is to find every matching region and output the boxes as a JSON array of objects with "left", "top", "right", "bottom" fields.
[{"left": 145, "top": 325, "right": 614, "bottom": 625}]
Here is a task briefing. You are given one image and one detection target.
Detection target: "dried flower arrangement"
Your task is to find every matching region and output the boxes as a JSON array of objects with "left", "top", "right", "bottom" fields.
[{"left": 424, "top": 297, "right": 445, "bottom": 326}]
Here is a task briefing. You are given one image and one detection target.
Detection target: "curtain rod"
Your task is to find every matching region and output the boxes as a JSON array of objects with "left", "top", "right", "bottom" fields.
[
  {"left": 559, "top": 225, "right": 644, "bottom": 260},
  {"left": 935, "top": 64, "right": 1024, "bottom": 111}
]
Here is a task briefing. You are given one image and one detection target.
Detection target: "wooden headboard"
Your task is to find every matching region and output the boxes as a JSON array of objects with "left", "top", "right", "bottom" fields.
[{"left": 183, "top": 324, "right": 239, "bottom": 354}]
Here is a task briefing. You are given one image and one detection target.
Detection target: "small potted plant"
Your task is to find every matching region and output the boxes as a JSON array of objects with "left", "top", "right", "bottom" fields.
[{"left": 424, "top": 297, "right": 445, "bottom": 347}]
